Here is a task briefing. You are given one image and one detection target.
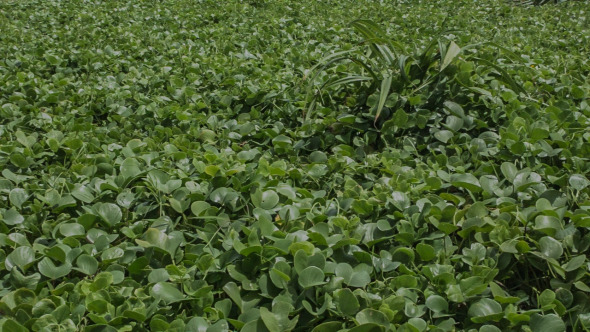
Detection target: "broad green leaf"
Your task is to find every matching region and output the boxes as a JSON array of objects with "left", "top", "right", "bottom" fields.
[
  {"left": 468, "top": 298, "right": 503, "bottom": 323},
  {"left": 408, "top": 318, "right": 427, "bottom": 332},
  {"left": 391, "top": 191, "right": 410, "bottom": 210},
  {"left": 252, "top": 190, "right": 279, "bottom": 210},
  {"left": 3, "top": 208, "right": 25, "bottom": 225},
  {"left": 272, "top": 135, "right": 292, "bottom": 149},
  {"left": 95, "top": 203, "right": 122, "bottom": 226},
  {"left": 298, "top": 266, "right": 326, "bottom": 288},
  {"left": 191, "top": 201, "right": 211, "bottom": 216},
  {"left": 445, "top": 115, "right": 464, "bottom": 132},
  {"left": 355, "top": 308, "right": 390, "bottom": 326},
  {"left": 569, "top": 174, "right": 590, "bottom": 190},
  {"left": 151, "top": 282, "right": 185, "bottom": 304},
  {"left": 501, "top": 162, "right": 518, "bottom": 182},
  {"left": 9, "top": 188, "right": 28, "bottom": 208},
  {"left": 120, "top": 157, "right": 142, "bottom": 178},
  {"left": 538, "top": 289, "right": 555, "bottom": 307},
  {"left": 426, "top": 295, "right": 448, "bottom": 313},
  {"left": 136, "top": 228, "right": 184, "bottom": 257},
  {"left": 416, "top": 243, "right": 435, "bottom": 261},
  {"left": 480, "top": 326, "right": 501, "bottom": 332},
  {"left": 450, "top": 174, "right": 481, "bottom": 192},
  {"left": 6, "top": 246, "right": 35, "bottom": 271},
  {"left": 38, "top": 258, "right": 72, "bottom": 279},
  {"left": 312, "top": 322, "right": 343, "bottom": 332},
  {"left": 348, "top": 324, "right": 384, "bottom": 332},
  {"left": 59, "top": 223, "right": 86, "bottom": 237},
  {"left": 434, "top": 130, "right": 454, "bottom": 143},
  {"left": 75, "top": 254, "right": 98, "bottom": 275},
  {"left": 538, "top": 236, "right": 563, "bottom": 259},
  {"left": 71, "top": 184, "right": 95, "bottom": 203},
  {"left": 348, "top": 270, "right": 371, "bottom": 288},
  {"left": 259, "top": 307, "right": 281, "bottom": 331},
  {"left": 335, "top": 288, "right": 359, "bottom": 316},
  {"left": 444, "top": 101, "right": 465, "bottom": 118},
  {"left": 529, "top": 314, "right": 565, "bottom": 332},
  {"left": 563, "top": 255, "right": 585, "bottom": 272},
  {"left": 1, "top": 319, "right": 28, "bottom": 332}
]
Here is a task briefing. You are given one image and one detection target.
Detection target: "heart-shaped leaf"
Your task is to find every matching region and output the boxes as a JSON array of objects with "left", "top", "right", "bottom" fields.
[{"left": 38, "top": 257, "right": 72, "bottom": 279}]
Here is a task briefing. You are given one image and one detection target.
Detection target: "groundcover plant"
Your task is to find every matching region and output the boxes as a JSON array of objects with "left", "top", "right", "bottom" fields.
[{"left": 0, "top": 0, "right": 589, "bottom": 331}]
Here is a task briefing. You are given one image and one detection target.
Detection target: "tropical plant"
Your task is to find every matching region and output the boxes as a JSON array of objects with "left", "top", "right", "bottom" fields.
[{"left": 306, "top": 20, "right": 526, "bottom": 151}]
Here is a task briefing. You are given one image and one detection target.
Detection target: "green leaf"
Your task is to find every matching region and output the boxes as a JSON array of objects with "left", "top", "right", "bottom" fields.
[
  {"left": 312, "top": 322, "right": 343, "bottom": 332},
  {"left": 120, "top": 157, "right": 142, "bottom": 178},
  {"left": 425, "top": 295, "right": 448, "bottom": 312},
  {"left": 391, "top": 191, "right": 410, "bottom": 210},
  {"left": 335, "top": 288, "right": 360, "bottom": 316},
  {"left": 71, "top": 184, "right": 95, "bottom": 203},
  {"left": 534, "top": 216, "right": 561, "bottom": 236},
  {"left": 9, "top": 188, "right": 28, "bottom": 208},
  {"left": 444, "top": 101, "right": 465, "bottom": 118},
  {"left": 569, "top": 174, "right": 590, "bottom": 190},
  {"left": 538, "top": 236, "right": 563, "bottom": 259},
  {"left": 529, "top": 314, "right": 565, "bottom": 332},
  {"left": 191, "top": 201, "right": 211, "bottom": 216},
  {"left": 468, "top": 298, "right": 503, "bottom": 323},
  {"left": 252, "top": 190, "right": 279, "bottom": 210},
  {"left": 434, "top": 130, "right": 454, "bottom": 143},
  {"left": 450, "top": 173, "right": 481, "bottom": 192},
  {"left": 6, "top": 246, "right": 36, "bottom": 271},
  {"left": 375, "top": 75, "right": 392, "bottom": 122},
  {"left": 136, "top": 228, "right": 184, "bottom": 257},
  {"left": 445, "top": 115, "right": 464, "bottom": 132},
  {"left": 501, "top": 162, "right": 518, "bottom": 182},
  {"left": 574, "top": 281, "right": 590, "bottom": 292},
  {"left": 479, "top": 325, "right": 502, "bottom": 332},
  {"left": 441, "top": 41, "right": 460, "bottom": 71},
  {"left": 151, "top": 282, "right": 185, "bottom": 304},
  {"left": 10, "top": 153, "right": 29, "bottom": 168},
  {"left": 38, "top": 257, "right": 72, "bottom": 279},
  {"left": 348, "top": 270, "right": 371, "bottom": 288},
  {"left": 563, "top": 255, "right": 585, "bottom": 272},
  {"left": 392, "top": 108, "right": 408, "bottom": 127},
  {"left": 75, "top": 254, "right": 98, "bottom": 275},
  {"left": 272, "top": 135, "right": 292, "bottom": 149},
  {"left": 3, "top": 208, "right": 25, "bottom": 225},
  {"left": 348, "top": 324, "right": 384, "bottom": 332},
  {"left": 355, "top": 308, "right": 390, "bottom": 326},
  {"left": 309, "top": 151, "right": 328, "bottom": 163},
  {"left": 298, "top": 266, "right": 326, "bottom": 288},
  {"left": 90, "top": 272, "right": 113, "bottom": 291},
  {"left": 1, "top": 319, "right": 28, "bottom": 332},
  {"left": 59, "top": 223, "right": 86, "bottom": 237},
  {"left": 408, "top": 318, "right": 427, "bottom": 332},
  {"left": 259, "top": 307, "right": 281, "bottom": 332},
  {"left": 538, "top": 289, "right": 555, "bottom": 307},
  {"left": 416, "top": 243, "right": 436, "bottom": 261},
  {"left": 95, "top": 203, "right": 122, "bottom": 227}
]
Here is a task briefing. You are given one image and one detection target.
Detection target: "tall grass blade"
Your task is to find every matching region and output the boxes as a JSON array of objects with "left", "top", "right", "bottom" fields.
[
  {"left": 441, "top": 41, "right": 461, "bottom": 72},
  {"left": 375, "top": 75, "right": 392, "bottom": 123},
  {"left": 326, "top": 75, "right": 372, "bottom": 89}
]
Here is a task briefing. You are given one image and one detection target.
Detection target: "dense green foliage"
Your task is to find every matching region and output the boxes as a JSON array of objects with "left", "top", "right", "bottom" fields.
[{"left": 0, "top": 0, "right": 589, "bottom": 331}]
